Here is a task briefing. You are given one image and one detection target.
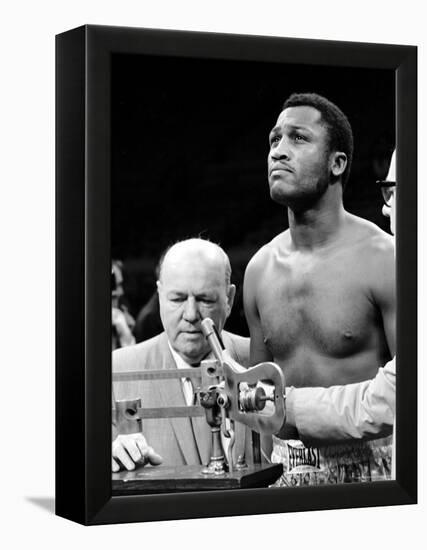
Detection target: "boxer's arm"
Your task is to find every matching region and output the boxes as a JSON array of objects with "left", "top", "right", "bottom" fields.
[
  {"left": 370, "top": 237, "right": 396, "bottom": 356},
  {"left": 243, "top": 255, "right": 274, "bottom": 365},
  {"left": 243, "top": 256, "right": 276, "bottom": 458}
]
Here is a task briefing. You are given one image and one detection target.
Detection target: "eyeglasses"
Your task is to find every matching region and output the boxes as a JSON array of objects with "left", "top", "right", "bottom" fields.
[{"left": 377, "top": 180, "right": 396, "bottom": 207}]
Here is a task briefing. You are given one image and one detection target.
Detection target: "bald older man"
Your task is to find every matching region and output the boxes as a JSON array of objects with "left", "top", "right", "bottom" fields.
[{"left": 112, "top": 239, "right": 250, "bottom": 472}]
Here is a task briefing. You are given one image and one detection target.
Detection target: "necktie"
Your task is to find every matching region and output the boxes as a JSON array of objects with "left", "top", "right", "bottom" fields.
[{"left": 183, "top": 377, "right": 195, "bottom": 406}]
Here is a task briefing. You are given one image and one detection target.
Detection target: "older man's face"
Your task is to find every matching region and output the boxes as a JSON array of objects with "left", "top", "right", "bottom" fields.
[{"left": 157, "top": 253, "right": 234, "bottom": 364}]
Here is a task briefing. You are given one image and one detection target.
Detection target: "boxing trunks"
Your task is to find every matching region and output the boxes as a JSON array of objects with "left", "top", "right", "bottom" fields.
[{"left": 271, "top": 435, "right": 393, "bottom": 486}]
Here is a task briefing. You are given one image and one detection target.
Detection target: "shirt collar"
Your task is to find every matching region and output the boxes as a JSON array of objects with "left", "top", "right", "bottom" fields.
[{"left": 167, "top": 341, "right": 213, "bottom": 370}]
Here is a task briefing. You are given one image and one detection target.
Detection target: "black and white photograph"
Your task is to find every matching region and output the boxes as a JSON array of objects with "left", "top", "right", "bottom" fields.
[
  {"left": 54, "top": 17, "right": 417, "bottom": 529},
  {"left": 4, "top": 0, "right": 426, "bottom": 545},
  {"left": 110, "top": 51, "right": 397, "bottom": 494}
]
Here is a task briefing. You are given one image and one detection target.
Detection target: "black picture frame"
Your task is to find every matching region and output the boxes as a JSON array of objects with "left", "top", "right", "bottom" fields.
[{"left": 56, "top": 24, "right": 417, "bottom": 525}]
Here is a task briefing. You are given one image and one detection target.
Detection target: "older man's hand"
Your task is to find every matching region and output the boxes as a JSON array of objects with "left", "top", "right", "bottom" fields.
[{"left": 112, "top": 433, "right": 163, "bottom": 472}]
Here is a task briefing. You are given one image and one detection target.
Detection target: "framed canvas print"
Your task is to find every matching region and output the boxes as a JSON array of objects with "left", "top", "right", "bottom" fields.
[{"left": 56, "top": 24, "right": 417, "bottom": 525}]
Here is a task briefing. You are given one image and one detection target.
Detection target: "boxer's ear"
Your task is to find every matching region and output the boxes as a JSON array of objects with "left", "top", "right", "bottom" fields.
[{"left": 330, "top": 151, "right": 347, "bottom": 178}]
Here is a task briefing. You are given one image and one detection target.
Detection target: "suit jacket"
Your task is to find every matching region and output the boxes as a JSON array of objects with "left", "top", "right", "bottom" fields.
[
  {"left": 112, "top": 330, "right": 251, "bottom": 466},
  {"left": 286, "top": 358, "right": 396, "bottom": 446}
]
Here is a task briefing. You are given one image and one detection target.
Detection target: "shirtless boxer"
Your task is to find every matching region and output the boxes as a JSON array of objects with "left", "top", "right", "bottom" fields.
[{"left": 244, "top": 93, "right": 395, "bottom": 485}]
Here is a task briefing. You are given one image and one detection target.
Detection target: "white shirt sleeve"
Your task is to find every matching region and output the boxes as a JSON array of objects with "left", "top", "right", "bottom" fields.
[{"left": 286, "top": 358, "right": 396, "bottom": 445}]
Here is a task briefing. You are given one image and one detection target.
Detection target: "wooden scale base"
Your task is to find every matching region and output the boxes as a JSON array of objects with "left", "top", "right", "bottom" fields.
[{"left": 112, "top": 463, "right": 283, "bottom": 495}]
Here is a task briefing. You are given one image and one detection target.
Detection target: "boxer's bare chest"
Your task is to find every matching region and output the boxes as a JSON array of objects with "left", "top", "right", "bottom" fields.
[{"left": 257, "top": 245, "right": 378, "bottom": 364}]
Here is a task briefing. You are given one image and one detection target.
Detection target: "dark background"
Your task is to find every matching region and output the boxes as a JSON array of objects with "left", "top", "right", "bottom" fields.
[{"left": 111, "top": 53, "right": 395, "bottom": 337}]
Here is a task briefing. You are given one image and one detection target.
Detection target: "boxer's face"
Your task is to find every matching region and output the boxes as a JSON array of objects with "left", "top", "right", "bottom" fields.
[
  {"left": 157, "top": 251, "right": 234, "bottom": 364},
  {"left": 268, "top": 106, "right": 337, "bottom": 208}
]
